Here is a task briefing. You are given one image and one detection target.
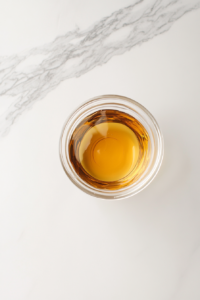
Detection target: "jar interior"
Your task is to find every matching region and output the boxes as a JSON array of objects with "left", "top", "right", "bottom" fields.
[{"left": 68, "top": 109, "right": 150, "bottom": 190}]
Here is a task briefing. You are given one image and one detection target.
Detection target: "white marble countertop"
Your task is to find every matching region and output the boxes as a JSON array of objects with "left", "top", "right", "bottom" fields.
[{"left": 0, "top": 1, "right": 200, "bottom": 299}]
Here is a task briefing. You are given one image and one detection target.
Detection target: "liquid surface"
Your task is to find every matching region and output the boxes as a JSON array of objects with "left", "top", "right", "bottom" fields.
[
  {"left": 79, "top": 122, "right": 139, "bottom": 181},
  {"left": 69, "top": 110, "right": 149, "bottom": 190}
]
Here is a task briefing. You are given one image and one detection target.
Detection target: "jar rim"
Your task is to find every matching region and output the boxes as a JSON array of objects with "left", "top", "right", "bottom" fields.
[{"left": 59, "top": 95, "right": 164, "bottom": 200}]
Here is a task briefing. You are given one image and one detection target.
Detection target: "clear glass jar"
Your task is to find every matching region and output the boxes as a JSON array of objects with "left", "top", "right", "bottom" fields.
[{"left": 59, "top": 95, "right": 164, "bottom": 200}]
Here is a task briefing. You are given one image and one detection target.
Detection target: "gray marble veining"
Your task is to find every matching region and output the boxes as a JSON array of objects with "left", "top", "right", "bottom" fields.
[{"left": 0, "top": 0, "right": 199, "bottom": 135}]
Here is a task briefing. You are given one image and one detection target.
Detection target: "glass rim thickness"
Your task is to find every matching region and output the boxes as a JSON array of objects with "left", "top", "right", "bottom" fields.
[{"left": 59, "top": 95, "right": 164, "bottom": 200}]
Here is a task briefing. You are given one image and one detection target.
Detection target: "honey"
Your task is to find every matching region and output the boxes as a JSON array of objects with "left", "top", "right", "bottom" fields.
[{"left": 69, "top": 110, "right": 149, "bottom": 190}]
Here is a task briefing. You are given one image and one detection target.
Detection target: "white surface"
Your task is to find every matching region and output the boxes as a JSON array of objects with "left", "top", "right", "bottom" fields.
[
  {"left": 0, "top": 0, "right": 134, "bottom": 55},
  {"left": 1, "top": 0, "right": 199, "bottom": 135},
  {"left": 0, "top": 1, "right": 200, "bottom": 299}
]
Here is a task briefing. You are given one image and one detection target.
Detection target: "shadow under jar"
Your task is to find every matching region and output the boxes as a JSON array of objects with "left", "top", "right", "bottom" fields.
[{"left": 60, "top": 95, "right": 164, "bottom": 200}]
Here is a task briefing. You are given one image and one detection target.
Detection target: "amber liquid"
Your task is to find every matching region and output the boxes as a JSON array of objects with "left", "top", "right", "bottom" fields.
[{"left": 69, "top": 110, "right": 149, "bottom": 190}]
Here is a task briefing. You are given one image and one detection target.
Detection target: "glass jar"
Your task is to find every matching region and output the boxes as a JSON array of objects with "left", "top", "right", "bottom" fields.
[{"left": 59, "top": 95, "right": 164, "bottom": 200}]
